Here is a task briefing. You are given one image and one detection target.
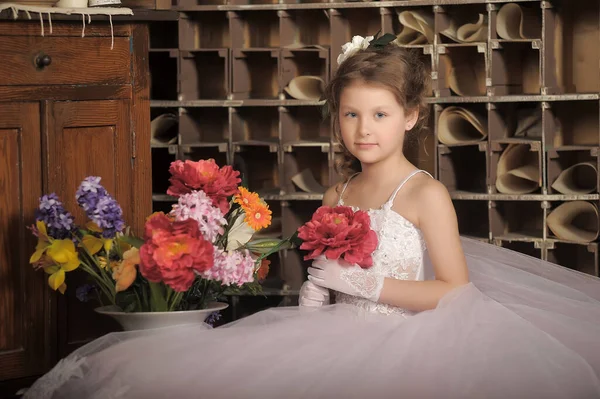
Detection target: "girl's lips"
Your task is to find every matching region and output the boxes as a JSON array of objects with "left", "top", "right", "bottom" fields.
[{"left": 355, "top": 143, "right": 377, "bottom": 148}]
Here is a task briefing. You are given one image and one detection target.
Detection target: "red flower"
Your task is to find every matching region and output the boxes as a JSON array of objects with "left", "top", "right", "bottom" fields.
[
  {"left": 139, "top": 212, "right": 214, "bottom": 292},
  {"left": 297, "top": 205, "right": 378, "bottom": 268},
  {"left": 167, "top": 159, "right": 241, "bottom": 214}
]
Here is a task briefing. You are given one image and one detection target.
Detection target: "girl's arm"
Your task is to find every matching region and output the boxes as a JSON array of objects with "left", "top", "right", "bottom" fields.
[{"left": 378, "top": 179, "right": 470, "bottom": 312}]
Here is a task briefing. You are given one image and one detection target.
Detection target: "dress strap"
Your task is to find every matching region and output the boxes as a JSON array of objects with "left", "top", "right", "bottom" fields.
[
  {"left": 337, "top": 172, "right": 360, "bottom": 205},
  {"left": 387, "top": 169, "right": 433, "bottom": 205}
]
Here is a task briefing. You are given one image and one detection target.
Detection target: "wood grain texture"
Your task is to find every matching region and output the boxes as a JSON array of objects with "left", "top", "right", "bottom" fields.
[
  {"left": 0, "top": 21, "right": 131, "bottom": 36},
  {"left": 0, "top": 85, "right": 131, "bottom": 102},
  {"left": 0, "top": 102, "right": 49, "bottom": 381},
  {"left": 131, "top": 23, "right": 152, "bottom": 237},
  {"left": 0, "top": 36, "right": 131, "bottom": 86}
]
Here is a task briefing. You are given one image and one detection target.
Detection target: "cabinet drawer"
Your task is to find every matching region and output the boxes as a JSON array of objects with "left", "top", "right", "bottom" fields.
[{"left": 0, "top": 35, "right": 131, "bottom": 86}]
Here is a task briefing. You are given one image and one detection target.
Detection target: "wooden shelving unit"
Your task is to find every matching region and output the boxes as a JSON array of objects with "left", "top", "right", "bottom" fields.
[{"left": 146, "top": 0, "right": 600, "bottom": 320}]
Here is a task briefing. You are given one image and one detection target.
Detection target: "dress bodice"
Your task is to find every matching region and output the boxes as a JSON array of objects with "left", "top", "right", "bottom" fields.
[{"left": 334, "top": 170, "right": 431, "bottom": 316}]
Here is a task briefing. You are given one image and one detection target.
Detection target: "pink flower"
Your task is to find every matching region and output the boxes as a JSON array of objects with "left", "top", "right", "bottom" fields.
[
  {"left": 167, "top": 159, "right": 241, "bottom": 214},
  {"left": 297, "top": 205, "right": 378, "bottom": 268},
  {"left": 170, "top": 190, "right": 227, "bottom": 243},
  {"left": 200, "top": 247, "right": 255, "bottom": 286},
  {"left": 139, "top": 213, "right": 215, "bottom": 292}
]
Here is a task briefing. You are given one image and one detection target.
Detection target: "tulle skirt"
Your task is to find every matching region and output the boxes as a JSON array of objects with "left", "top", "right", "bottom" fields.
[{"left": 25, "top": 238, "right": 600, "bottom": 399}]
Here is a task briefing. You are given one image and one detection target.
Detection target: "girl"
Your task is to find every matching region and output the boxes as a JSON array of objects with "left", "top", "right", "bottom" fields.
[{"left": 27, "top": 37, "right": 600, "bottom": 399}]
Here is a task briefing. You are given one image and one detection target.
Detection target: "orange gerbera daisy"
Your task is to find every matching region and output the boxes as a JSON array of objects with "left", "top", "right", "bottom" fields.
[
  {"left": 245, "top": 202, "right": 272, "bottom": 231},
  {"left": 234, "top": 187, "right": 260, "bottom": 212}
]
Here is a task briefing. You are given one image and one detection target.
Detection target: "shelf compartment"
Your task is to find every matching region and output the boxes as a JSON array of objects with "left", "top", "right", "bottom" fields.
[
  {"left": 280, "top": 106, "right": 330, "bottom": 145},
  {"left": 179, "top": 107, "right": 229, "bottom": 145},
  {"left": 179, "top": 12, "right": 230, "bottom": 49},
  {"left": 231, "top": 106, "right": 279, "bottom": 145},
  {"left": 179, "top": 49, "right": 229, "bottom": 101},
  {"left": 544, "top": 2, "right": 600, "bottom": 94},
  {"left": 149, "top": 50, "right": 178, "bottom": 101},
  {"left": 149, "top": 20, "right": 178, "bottom": 49},
  {"left": 282, "top": 146, "right": 329, "bottom": 195},
  {"left": 435, "top": 103, "right": 488, "bottom": 146},
  {"left": 329, "top": 8, "right": 382, "bottom": 71},
  {"left": 543, "top": 100, "right": 600, "bottom": 148},
  {"left": 488, "top": 102, "right": 542, "bottom": 141},
  {"left": 547, "top": 148, "right": 598, "bottom": 195},
  {"left": 490, "top": 41, "right": 541, "bottom": 95},
  {"left": 490, "top": 3, "right": 542, "bottom": 41},
  {"left": 494, "top": 240, "right": 542, "bottom": 259},
  {"left": 150, "top": 108, "right": 179, "bottom": 148},
  {"left": 438, "top": 144, "right": 488, "bottom": 193},
  {"left": 280, "top": 48, "right": 328, "bottom": 101},
  {"left": 178, "top": 144, "right": 228, "bottom": 167},
  {"left": 229, "top": 11, "right": 279, "bottom": 49},
  {"left": 279, "top": 10, "right": 330, "bottom": 47},
  {"left": 279, "top": 247, "right": 308, "bottom": 291},
  {"left": 545, "top": 242, "right": 599, "bottom": 277},
  {"left": 232, "top": 49, "right": 280, "bottom": 100},
  {"left": 453, "top": 199, "right": 489, "bottom": 240},
  {"left": 490, "top": 200, "right": 544, "bottom": 240},
  {"left": 233, "top": 146, "right": 280, "bottom": 196},
  {"left": 434, "top": 4, "right": 488, "bottom": 44},
  {"left": 490, "top": 142, "right": 542, "bottom": 195},
  {"left": 383, "top": 7, "right": 434, "bottom": 46},
  {"left": 546, "top": 200, "right": 599, "bottom": 244},
  {"left": 436, "top": 44, "right": 487, "bottom": 97},
  {"left": 151, "top": 146, "right": 178, "bottom": 196}
]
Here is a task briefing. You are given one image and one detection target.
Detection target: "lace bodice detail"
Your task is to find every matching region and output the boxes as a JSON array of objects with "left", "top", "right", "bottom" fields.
[{"left": 334, "top": 170, "right": 430, "bottom": 316}]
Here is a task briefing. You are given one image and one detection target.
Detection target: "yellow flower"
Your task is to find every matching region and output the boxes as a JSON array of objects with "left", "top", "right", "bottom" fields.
[
  {"left": 245, "top": 203, "right": 272, "bottom": 231},
  {"left": 29, "top": 222, "right": 80, "bottom": 293}
]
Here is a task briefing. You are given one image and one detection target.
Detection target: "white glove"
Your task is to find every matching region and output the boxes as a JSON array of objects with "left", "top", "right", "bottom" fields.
[
  {"left": 307, "top": 257, "right": 384, "bottom": 302},
  {"left": 298, "top": 280, "right": 330, "bottom": 307}
]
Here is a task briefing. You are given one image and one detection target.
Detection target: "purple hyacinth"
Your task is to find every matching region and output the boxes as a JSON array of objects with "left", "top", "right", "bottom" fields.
[
  {"left": 76, "top": 176, "right": 124, "bottom": 239},
  {"left": 205, "top": 311, "right": 222, "bottom": 327},
  {"left": 35, "top": 193, "right": 75, "bottom": 240}
]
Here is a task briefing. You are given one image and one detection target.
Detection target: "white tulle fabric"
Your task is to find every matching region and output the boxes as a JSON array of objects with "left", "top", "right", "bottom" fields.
[{"left": 25, "top": 171, "right": 600, "bottom": 399}]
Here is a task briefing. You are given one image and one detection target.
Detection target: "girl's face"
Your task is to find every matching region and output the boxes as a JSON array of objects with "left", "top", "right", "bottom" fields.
[{"left": 338, "top": 81, "right": 417, "bottom": 166}]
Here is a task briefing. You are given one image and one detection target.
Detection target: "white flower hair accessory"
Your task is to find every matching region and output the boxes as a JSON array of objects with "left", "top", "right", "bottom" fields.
[{"left": 336, "top": 35, "right": 374, "bottom": 66}]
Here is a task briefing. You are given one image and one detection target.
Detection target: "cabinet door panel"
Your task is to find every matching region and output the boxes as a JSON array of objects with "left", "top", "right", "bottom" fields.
[
  {"left": 0, "top": 102, "right": 49, "bottom": 380},
  {"left": 46, "top": 99, "right": 132, "bottom": 357}
]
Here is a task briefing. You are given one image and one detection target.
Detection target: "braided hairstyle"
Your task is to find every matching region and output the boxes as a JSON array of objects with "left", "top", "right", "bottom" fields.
[{"left": 322, "top": 43, "right": 430, "bottom": 183}]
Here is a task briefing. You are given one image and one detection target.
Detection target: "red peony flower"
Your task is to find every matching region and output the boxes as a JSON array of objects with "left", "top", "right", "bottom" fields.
[
  {"left": 297, "top": 205, "right": 378, "bottom": 268},
  {"left": 166, "top": 159, "right": 241, "bottom": 214},
  {"left": 139, "top": 212, "right": 215, "bottom": 292}
]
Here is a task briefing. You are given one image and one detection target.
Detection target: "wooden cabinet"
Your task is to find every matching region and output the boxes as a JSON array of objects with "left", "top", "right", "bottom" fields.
[{"left": 0, "top": 21, "right": 151, "bottom": 386}]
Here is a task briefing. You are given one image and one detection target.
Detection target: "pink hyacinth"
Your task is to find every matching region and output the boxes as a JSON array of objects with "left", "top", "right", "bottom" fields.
[
  {"left": 170, "top": 190, "right": 227, "bottom": 243},
  {"left": 201, "top": 248, "right": 255, "bottom": 286}
]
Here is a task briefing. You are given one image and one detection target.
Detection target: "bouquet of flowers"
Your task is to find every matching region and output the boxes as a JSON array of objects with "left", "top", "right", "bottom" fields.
[
  {"left": 29, "top": 158, "right": 293, "bottom": 313},
  {"left": 296, "top": 205, "right": 378, "bottom": 268}
]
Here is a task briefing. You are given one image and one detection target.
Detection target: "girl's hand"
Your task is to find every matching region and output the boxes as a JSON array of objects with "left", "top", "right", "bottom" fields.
[
  {"left": 298, "top": 280, "right": 330, "bottom": 307},
  {"left": 307, "top": 257, "right": 384, "bottom": 302}
]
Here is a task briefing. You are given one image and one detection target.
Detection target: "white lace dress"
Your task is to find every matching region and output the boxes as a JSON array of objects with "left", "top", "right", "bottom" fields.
[{"left": 25, "top": 171, "right": 600, "bottom": 399}]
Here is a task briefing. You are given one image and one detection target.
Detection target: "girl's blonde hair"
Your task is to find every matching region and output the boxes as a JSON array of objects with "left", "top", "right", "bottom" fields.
[{"left": 322, "top": 44, "right": 431, "bottom": 182}]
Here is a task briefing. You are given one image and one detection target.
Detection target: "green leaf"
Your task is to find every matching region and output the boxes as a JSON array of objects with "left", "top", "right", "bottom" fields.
[
  {"left": 368, "top": 33, "right": 397, "bottom": 49},
  {"left": 119, "top": 235, "right": 145, "bottom": 248},
  {"left": 148, "top": 282, "right": 168, "bottom": 312}
]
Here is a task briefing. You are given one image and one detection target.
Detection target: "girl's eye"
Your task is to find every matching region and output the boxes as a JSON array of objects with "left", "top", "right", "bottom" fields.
[
  {"left": 376, "top": 112, "right": 386, "bottom": 119},
  {"left": 345, "top": 112, "right": 357, "bottom": 118}
]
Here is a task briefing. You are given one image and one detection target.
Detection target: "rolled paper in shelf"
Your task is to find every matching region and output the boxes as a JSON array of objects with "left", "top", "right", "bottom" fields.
[
  {"left": 151, "top": 113, "right": 178, "bottom": 145},
  {"left": 395, "top": 10, "right": 434, "bottom": 45},
  {"left": 495, "top": 144, "right": 540, "bottom": 194},
  {"left": 447, "top": 54, "right": 486, "bottom": 96},
  {"left": 496, "top": 3, "right": 541, "bottom": 40},
  {"left": 511, "top": 108, "right": 542, "bottom": 138},
  {"left": 437, "top": 106, "right": 488, "bottom": 145},
  {"left": 291, "top": 168, "right": 326, "bottom": 194},
  {"left": 547, "top": 201, "right": 599, "bottom": 242},
  {"left": 284, "top": 76, "right": 325, "bottom": 101},
  {"left": 441, "top": 13, "right": 487, "bottom": 43},
  {"left": 551, "top": 162, "right": 598, "bottom": 195}
]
